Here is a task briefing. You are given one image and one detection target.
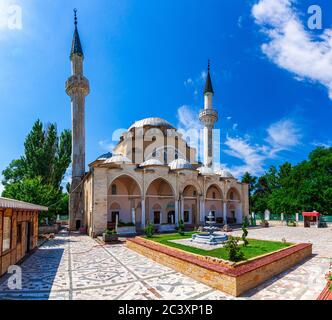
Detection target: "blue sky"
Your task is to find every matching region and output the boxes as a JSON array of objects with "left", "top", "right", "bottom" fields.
[{"left": 1, "top": 0, "right": 332, "bottom": 192}]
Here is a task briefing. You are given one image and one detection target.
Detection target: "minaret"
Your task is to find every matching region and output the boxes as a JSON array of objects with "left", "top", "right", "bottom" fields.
[
  {"left": 199, "top": 60, "right": 218, "bottom": 168},
  {"left": 66, "top": 9, "right": 90, "bottom": 231}
]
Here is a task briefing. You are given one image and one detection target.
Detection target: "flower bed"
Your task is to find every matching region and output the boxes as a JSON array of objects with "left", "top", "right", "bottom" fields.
[{"left": 127, "top": 237, "right": 312, "bottom": 297}]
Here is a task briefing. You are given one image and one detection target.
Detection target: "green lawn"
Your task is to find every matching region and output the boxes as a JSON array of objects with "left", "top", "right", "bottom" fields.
[{"left": 147, "top": 232, "right": 291, "bottom": 261}]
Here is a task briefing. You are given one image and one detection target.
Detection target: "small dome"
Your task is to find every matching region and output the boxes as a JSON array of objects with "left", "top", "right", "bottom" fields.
[
  {"left": 215, "top": 168, "right": 234, "bottom": 179},
  {"left": 140, "top": 159, "right": 164, "bottom": 167},
  {"left": 169, "top": 158, "right": 194, "bottom": 170},
  {"left": 128, "top": 118, "right": 175, "bottom": 131},
  {"left": 197, "top": 166, "right": 215, "bottom": 176},
  {"left": 105, "top": 154, "right": 131, "bottom": 164},
  {"left": 96, "top": 152, "right": 112, "bottom": 161}
]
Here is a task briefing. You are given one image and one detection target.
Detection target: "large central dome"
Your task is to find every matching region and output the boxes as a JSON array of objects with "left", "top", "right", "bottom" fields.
[{"left": 128, "top": 117, "right": 175, "bottom": 131}]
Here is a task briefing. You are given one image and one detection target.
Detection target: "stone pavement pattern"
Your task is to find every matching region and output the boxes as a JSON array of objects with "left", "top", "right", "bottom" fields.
[{"left": 0, "top": 227, "right": 330, "bottom": 300}]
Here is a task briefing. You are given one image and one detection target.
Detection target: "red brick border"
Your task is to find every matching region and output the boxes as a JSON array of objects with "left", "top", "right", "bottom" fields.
[
  {"left": 317, "top": 281, "right": 332, "bottom": 300},
  {"left": 127, "top": 237, "right": 312, "bottom": 277}
]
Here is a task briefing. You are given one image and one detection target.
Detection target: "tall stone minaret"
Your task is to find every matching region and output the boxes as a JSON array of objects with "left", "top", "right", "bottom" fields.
[
  {"left": 66, "top": 9, "right": 90, "bottom": 231},
  {"left": 199, "top": 60, "right": 218, "bottom": 168}
]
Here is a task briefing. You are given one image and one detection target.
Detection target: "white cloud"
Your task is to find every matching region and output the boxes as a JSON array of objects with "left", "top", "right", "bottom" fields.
[
  {"left": 266, "top": 119, "right": 301, "bottom": 155},
  {"left": 224, "top": 136, "right": 266, "bottom": 177},
  {"left": 99, "top": 140, "right": 116, "bottom": 153},
  {"left": 227, "top": 116, "right": 232, "bottom": 120},
  {"left": 0, "top": 182, "right": 4, "bottom": 195},
  {"left": 232, "top": 123, "right": 238, "bottom": 130},
  {"left": 312, "top": 141, "right": 332, "bottom": 148},
  {"left": 177, "top": 105, "right": 204, "bottom": 162},
  {"left": 252, "top": 0, "right": 332, "bottom": 100},
  {"left": 184, "top": 70, "right": 208, "bottom": 97},
  {"left": 224, "top": 118, "right": 301, "bottom": 177}
]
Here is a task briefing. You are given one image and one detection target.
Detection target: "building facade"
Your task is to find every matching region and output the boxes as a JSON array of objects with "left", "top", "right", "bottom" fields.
[
  {"left": 0, "top": 197, "right": 48, "bottom": 276},
  {"left": 67, "top": 12, "right": 249, "bottom": 236}
]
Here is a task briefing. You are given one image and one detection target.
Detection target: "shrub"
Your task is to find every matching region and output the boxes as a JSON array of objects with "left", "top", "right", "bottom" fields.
[
  {"left": 260, "top": 220, "right": 269, "bottom": 228},
  {"left": 118, "top": 220, "right": 135, "bottom": 227},
  {"left": 242, "top": 217, "right": 249, "bottom": 247},
  {"left": 224, "top": 236, "right": 244, "bottom": 262},
  {"left": 287, "top": 220, "right": 296, "bottom": 227},
  {"left": 144, "top": 222, "right": 154, "bottom": 238},
  {"left": 104, "top": 229, "right": 117, "bottom": 235},
  {"left": 178, "top": 220, "right": 185, "bottom": 236}
]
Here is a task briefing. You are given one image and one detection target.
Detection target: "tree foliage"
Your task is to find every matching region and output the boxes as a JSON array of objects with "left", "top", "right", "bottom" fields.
[
  {"left": 243, "top": 147, "right": 332, "bottom": 215},
  {"left": 1, "top": 120, "right": 72, "bottom": 223}
]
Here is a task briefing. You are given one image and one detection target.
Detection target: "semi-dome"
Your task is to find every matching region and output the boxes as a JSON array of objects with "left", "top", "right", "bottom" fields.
[
  {"left": 169, "top": 158, "right": 194, "bottom": 170},
  {"left": 105, "top": 154, "right": 131, "bottom": 164},
  {"left": 197, "top": 166, "right": 215, "bottom": 176},
  {"left": 140, "top": 159, "right": 164, "bottom": 167},
  {"left": 128, "top": 117, "right": 175, "bottom": 131},
  {"left": 215, "top": 168, "right": 234, "bottom": 179}
]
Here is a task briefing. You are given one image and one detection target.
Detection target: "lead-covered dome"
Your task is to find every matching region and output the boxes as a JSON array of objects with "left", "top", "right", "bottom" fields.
[
  {"left": 140, "top": 159, "right": 164, "bottom": 167},
  {"left": 215, "top": 168, "right": 234, "bottom": 179},
  {"left": 197, "top": 166, "right": 214, "bottom": 176},
  {"left": 169, "top": 159, "right": 194, "bottom": 170},
  {"left": 128, "top": 117, "right": 175, "bottom": 131},
  {"left": 105, "top": 154, "right": 131, "bottom": 164}
]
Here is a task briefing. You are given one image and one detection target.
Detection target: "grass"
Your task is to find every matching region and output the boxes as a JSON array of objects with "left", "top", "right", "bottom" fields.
[{"left": 147, "top": 232, "right": 291, "bottom": 261}]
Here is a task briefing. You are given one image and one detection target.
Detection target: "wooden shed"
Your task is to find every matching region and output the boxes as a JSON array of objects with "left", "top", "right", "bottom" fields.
[{"left": 0, "top": 197, "right": 48, "bottom": 276}]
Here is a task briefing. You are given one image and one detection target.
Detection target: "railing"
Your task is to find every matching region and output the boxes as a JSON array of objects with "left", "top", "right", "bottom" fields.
[{"left": 252, "top": 212, "right": 332, "bottom": 223}]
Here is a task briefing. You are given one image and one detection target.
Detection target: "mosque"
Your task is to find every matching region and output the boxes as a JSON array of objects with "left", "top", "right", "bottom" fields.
[{"left": 66, "top": 11, "right": 249, "bottom": 237}]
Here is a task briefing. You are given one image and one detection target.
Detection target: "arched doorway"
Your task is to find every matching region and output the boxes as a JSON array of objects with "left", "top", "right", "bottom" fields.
[
  {"left": 183, "top": 185, "right": 199, "bottom": 225},
  {"left": 108, "top": 175, "right": 142, "bottom": 229},
  {"left": 227, "top": 188, "right": 242, "bottom": 224},
  {"left": 146, "top": 178, "right": 175, "bottom": 226},
  {"left": 206, "top": 184, "right": 223, "bottom": 223}
]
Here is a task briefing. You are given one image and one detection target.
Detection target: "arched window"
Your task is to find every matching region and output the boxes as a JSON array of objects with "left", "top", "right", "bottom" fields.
[
  {"left": 111, "top": 184, "right": 117, "bottom": 195},
  {"left": 212, "top": 192, "right": 216, "bottom": 199}
]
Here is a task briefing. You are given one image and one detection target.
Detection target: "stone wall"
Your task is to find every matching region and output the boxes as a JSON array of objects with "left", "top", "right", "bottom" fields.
[{"left": 127, "top": 237, "right": 312, "bottom": 297}]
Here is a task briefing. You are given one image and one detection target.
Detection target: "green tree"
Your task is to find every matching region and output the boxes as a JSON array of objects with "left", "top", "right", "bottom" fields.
[
  {"left": 241, "top": 172, "right": 257, "bottom": 213},
  {"left": 2, "top": 120, "right": 72, "bottom": 222}
]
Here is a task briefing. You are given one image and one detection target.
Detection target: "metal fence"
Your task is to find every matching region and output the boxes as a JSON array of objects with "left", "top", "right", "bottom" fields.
[{"left": 253, "top": 212, "right": 331, "bottom": 223}]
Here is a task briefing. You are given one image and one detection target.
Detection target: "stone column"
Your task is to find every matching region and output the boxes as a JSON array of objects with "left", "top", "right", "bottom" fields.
[
  {"left": 132, "top": 208, "right": 136, "bottom": 225},
  {"left": 180, "top": 196, "right": 184, "bottom": 222},
  {"left": 223, "top": 202, "right": 228, "bottom": 225},
  {"left": 175, "top": 200, "right": 179, "bottom": 227},
  {"left": 141, "top": 198, "right": 146, "bottom": 228},
  {"left": 199, "top": 197, "right": 205, "bottom": 224}
]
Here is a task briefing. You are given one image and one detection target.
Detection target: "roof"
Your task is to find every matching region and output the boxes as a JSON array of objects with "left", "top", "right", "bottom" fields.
[
  {"left": 128, "top": 118, "right": 175, "bottom": 131},
  {"left": 204, "top": 61, "right": 214, "bottom": 95},
  {"left": 97, "top": 152, "right": 113, "bottom": 161},
  {"left": 105, "top": 154, "right": 132, "bottom": 164},
  {"left": 169, "top": 158, "right": 194, "bottom": 170},
  {"left": 70, "top": 10, "right": 83, "bottom": 58},
  {"left": 140, "top": 159, "right": 164, "bottom": 167},
  {"left": 71, "top": 27, "right": 83, "bottom": 58},
  {"left": 302, "top": 212, "right": 320, "bottom": 217},
  {"left": 0, "top": 197, "right": 48, "bottom": 211}
]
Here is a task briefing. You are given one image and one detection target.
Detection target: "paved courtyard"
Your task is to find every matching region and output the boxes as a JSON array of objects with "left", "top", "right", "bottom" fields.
[{"left": 0, "top": 226, "right": 330, "bottom": 300}]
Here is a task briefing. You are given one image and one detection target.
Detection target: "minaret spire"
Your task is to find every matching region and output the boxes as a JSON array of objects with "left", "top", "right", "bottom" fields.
[
  {"left": 66, "top": 10, "right": 90, "bottom": 231},
  {"left": 71, "top": 9, "right": 83, "bottom": 59},
  {"left": 204, "top": 59, "right": 214, "bottom": 95},
  {"left": 199, "top": 60, "right": 218, "bottom": 168}
]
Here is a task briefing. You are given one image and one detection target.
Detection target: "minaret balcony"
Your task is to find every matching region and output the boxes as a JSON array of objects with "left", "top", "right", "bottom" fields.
[
  {"left": 66, "top": 75, "right": 90, "bottom": 97},
  {"left": 199, "top": 109, "right": 218, "bottom": 124}
]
